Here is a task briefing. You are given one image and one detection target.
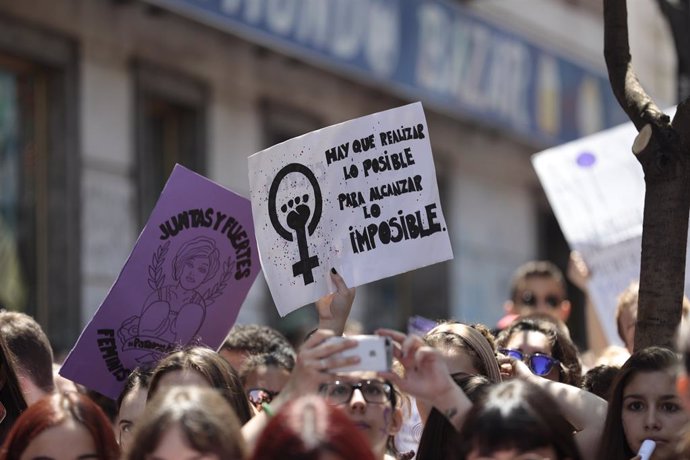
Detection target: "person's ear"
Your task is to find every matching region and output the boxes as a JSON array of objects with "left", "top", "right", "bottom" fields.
[{"left": 559, "top": 300, "right": 572, "bottom": 322}]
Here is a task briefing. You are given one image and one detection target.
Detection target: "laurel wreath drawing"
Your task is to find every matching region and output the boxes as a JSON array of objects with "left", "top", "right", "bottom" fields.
[
  {"left": 203, "top": 257, "right": 234, "bottom": 306},
  {"left": 148, "top": 241, "right": 171, "bottom": 290}
]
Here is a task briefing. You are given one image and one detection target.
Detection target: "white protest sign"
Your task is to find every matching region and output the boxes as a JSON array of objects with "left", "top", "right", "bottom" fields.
[
  {"left": 532, "top": 107, "right": 690, "bottom": 345},
  {"left": 249, "top": 102, "right": 453, "bottom": 316}
]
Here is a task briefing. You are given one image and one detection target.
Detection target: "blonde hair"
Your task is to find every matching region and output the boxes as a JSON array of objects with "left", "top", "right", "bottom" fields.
[{"left": 616, "top": 281, "right": 690, "bottom": 344}]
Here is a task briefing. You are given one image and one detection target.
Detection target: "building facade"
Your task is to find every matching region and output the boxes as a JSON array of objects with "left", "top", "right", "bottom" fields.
[{"left": 0, "top": 0, "right": 674, "bottom": 352}]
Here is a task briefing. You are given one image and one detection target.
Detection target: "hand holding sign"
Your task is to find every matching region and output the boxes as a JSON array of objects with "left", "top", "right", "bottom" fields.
[{"left": 315, "top": 269, "right": 356, "bottom": 336}]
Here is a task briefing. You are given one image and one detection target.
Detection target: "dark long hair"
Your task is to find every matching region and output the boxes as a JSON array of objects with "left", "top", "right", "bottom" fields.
[
  {"left": 416, "top": 374, "right": 491, "bottom": 460},
  {"left": 148, "top": 346, "right": 253, "bottom": 424},
  {"left": 596, "top": 347, "right": 679, "bottom": 460},
  {"left": 250, "top": 395, "right": 376, "bottom": 460},
  {"left": 0, "top": 334, "right": 27, "bottom": 445},
  {"left": 0, "top": 392, "right": 119, "bottom": 460},
  {"left": 453, "top": 380, "right": 582, "bottom": 460}
]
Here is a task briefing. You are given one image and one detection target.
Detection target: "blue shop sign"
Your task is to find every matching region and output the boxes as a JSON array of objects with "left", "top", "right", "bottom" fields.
[{"left": 143, "top": 0, "right": 626, "bottom": 145}]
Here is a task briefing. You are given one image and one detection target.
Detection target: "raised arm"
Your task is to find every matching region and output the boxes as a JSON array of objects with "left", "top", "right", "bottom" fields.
[{"left": 504, "top": 357, "right": 607, "bottom": 458}]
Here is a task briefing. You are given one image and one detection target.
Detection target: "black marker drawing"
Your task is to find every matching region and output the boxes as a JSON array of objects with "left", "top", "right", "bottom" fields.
[
  {"left": 117, "top": 236, "right": 233, "bottom": 362},
  {"left": 268, "top": 163, "right": 322, "bottom": 285}
]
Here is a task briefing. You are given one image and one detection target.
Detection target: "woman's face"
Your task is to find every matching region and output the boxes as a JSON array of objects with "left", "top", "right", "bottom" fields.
[
  {"left": 621, "top": 370, "right": 689, "bottom": 459},
  {"left": 321, "top": 372, "right": 401, "bottom": 458},
  {"left": 179, "top": 257, "right": 209, "bottom": 290},
  {"left": 148, "top": 422, "right": 219, "bottom": 460},
  {"left": 20, "top": 419, "right": 98, "bottom": 460},
  {"left": 505, "top": 330, "right": 560, "bottom": 382}
]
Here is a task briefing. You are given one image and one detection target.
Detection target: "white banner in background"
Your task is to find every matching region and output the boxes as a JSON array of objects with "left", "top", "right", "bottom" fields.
[{"left": 532, "top": 107, "right": 690, "bottom": 345}]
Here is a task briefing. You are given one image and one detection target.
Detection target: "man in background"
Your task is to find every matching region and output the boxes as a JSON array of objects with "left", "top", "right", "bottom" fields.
[{"left": 497, "top": 260, "right": 571, "bottom": 330}]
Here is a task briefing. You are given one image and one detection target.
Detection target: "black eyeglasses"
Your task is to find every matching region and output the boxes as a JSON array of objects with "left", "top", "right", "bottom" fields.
[
  {"left": 319, "top": 380, "right": 392, "bottom": 405},
  {"left": 247, "top": 388, "right": 280, "bottom": 407},
  {"left": 499, "top": 348, "right": 560, "bottom": 376},
  {"left": 520, "top": 291, "right": 562, "bottom": 309}
]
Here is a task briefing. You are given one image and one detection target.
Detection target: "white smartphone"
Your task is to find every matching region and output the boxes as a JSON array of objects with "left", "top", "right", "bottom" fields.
[{"left": 324, "top": 335, "right": 393, "bottom": 372}]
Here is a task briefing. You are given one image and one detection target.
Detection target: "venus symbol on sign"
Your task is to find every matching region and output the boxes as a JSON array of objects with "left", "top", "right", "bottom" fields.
[{"left": 268, "top": 163, "right": 322, "bottom": 285}]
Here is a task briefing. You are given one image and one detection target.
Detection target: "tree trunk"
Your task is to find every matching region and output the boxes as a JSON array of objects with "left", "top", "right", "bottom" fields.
[{"left": 604, "top": 0, "right": 690, "bottom": 351}]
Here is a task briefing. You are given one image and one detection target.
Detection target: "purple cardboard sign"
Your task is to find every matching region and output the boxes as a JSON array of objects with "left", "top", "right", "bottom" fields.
[{"left": 60, "top": 165, "right": 259, "bottom": 399}]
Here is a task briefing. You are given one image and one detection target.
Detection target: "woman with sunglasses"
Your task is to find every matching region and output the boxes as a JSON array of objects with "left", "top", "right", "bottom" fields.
[
  {"left": 240, "top": 350, "right": 294, "bottom": 412},
  {"left": 379, "top": 328, "right": 606, "bottom": 459},
  {"left": 496, "top": 315, "right": 582, "bottom": 386}
]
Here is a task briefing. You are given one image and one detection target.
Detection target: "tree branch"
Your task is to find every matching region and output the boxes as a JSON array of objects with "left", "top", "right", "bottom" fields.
[{"left": 604, "top": 0, "right": 669, "bottom": 131}]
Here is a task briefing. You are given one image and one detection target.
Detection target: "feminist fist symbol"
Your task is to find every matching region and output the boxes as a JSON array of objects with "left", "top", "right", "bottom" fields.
[
  {"left": 268, "top": 164, "right": 322, "bottom": 285},
  {"left": 283, "top": 194, "right": 311, "bottom": 231}
]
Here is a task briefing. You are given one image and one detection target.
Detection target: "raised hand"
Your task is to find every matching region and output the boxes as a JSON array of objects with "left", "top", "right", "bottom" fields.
[
  {"left": 280, "top": 329, "right": 359, "bottom": 398},
  {"left": 497, "top": 351, "right": 533, "bottom": 381},
  {"left": 376, "top": 329, "right": 452, "bottom": 399},
  {"left": 315, "top": 269, "right": 355, "bottom": 335},
  {"left": 376, "top": 328, "right": 473, "bottom": 429}
]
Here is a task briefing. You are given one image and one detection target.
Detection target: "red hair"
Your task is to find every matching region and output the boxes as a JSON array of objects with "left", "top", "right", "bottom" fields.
[
  {"left": 0, "top": 392, "right": 119, "bottom": 460},
  {"left": 250, "top": 395, "right": 376, "bottom": 460}
]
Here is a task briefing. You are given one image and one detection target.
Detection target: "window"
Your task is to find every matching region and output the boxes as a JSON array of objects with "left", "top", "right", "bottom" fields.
[
  {"left": 0, "top": 17, "right": 79, "bottom": 351},
  {"left": 134, "top": 62, "right": 207, "bottom": 226}
]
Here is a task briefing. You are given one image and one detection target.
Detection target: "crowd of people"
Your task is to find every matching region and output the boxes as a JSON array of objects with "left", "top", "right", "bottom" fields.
[{"left": 0, "top": 259, "right": 690, "bottom": 459}]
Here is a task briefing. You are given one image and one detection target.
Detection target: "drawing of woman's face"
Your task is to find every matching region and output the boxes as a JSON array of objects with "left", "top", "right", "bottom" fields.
[{"left": 180, "top": 256, "right": 210, "bottom": 290}]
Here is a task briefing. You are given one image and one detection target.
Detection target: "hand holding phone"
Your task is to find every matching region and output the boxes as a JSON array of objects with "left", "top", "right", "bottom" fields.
[{"left": 323, "top": 335, "right": 392, "bottom": 373}]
